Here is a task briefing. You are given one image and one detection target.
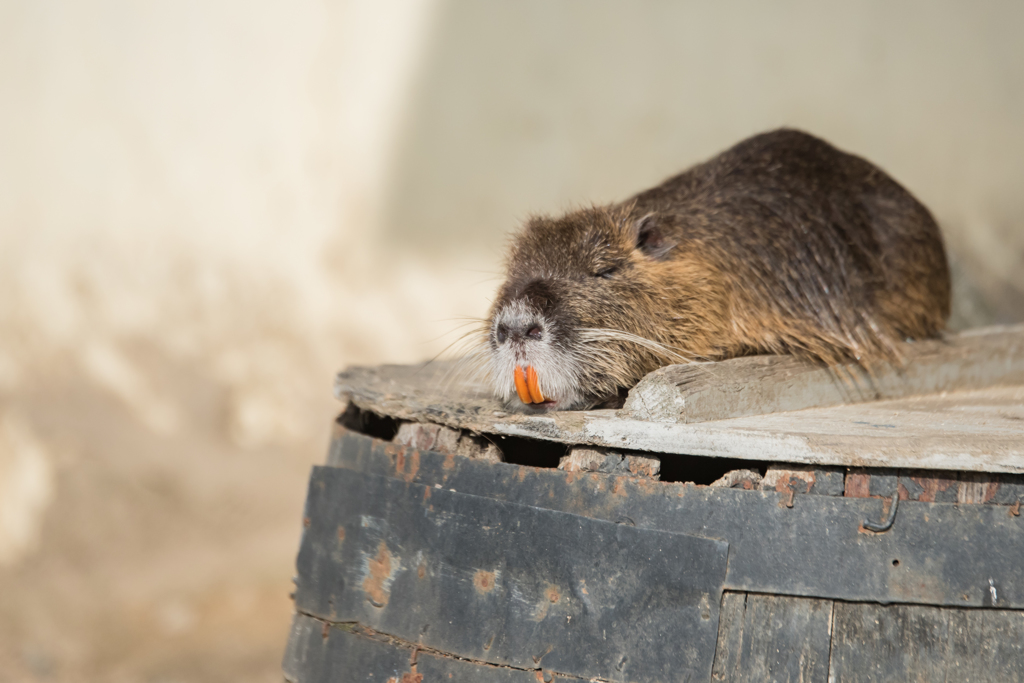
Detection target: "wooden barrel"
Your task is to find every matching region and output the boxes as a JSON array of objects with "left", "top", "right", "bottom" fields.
[{"left": 283, "top": 326, "right": 1024, "bottom": 682}]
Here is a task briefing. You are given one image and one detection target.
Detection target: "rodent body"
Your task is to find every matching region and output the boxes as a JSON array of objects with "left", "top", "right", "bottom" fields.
[{"left": 486, "top": 129, "right": 951, "bottom": 411}]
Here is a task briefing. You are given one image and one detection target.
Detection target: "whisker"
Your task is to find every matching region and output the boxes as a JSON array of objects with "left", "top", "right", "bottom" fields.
[
  {"left": 577, "top": 328, "right": 697, "bottom": 363},
  {"left": 434, "top": 316, "right": 491, "bottom": 325},
  {"left": 439, "top": 345, "right": 493, "bottom": 392},
  {"left": 420, "top": 321, "right": 489, "bottom": 345},
  {"left": 576, "top": 328, "right": 725, "bottom": 382},
  {"left": 426, "top": 326, "right": 489, "bottom": 362}
]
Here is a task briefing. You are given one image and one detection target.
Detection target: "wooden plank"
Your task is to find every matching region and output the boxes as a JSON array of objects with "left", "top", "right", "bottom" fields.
[
  {"left": 945, "top": 608, "right": 1024, "bottom": 681},
  {"left": 623, "top": 324, "right": 1024, "bottom": 422},
  {"left": 711, "top": 592, "right": 833, "bottom": 682},
  {"left": 338, "top": 354, "right": 1024, "bottom": 472},
  {"left": 294, "top": 467, "right": 728, "bottom": 683},
  {"left": 283, "top": 614, "right": 412, "bottom": 683},
  {"left": 829, "top": 603, "right": 950, "bottom": 682},
  {"left": 326, "top": 428, "right": 1024, "bottom": 609},
  {"left": 842, "top": 469, "right": 1024, "bottom": 507},
  {"left": 828, "top": 602, "right": 1024, "bottom": 682},
  {"left": 416, "top": 654, "right": 560, "bottom": 683},
  {"left": 760, "top": 465, "right": 845, "bottom": 497},
  {"left": 334, "top": 326, "right": 1024, "bottom": 474},
  {"left": 711, "top": 592, "right": 748, "bottom": 680},
  {"left": 284, "top": 614, "right": 561, "bottom": 683}
]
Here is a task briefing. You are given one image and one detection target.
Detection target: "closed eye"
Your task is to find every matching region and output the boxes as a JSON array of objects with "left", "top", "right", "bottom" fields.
[{"left": 594, "top": 266, "right": 618, "bottom": 279}]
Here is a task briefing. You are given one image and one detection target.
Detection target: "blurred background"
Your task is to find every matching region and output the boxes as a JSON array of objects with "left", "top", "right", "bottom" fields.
[{"left": 1, "top": 0, "right": 1022, "bottom": 680}]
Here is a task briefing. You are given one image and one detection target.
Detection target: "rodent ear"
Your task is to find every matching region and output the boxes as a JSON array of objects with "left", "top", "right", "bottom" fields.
[{"left": 634, "top": 214, "right": 674, "bottom": 260}]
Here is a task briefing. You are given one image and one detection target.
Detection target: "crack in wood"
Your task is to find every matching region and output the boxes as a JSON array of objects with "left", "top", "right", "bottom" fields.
[{"left": 294, "top": 610, "right": 604, "bottom": 682}]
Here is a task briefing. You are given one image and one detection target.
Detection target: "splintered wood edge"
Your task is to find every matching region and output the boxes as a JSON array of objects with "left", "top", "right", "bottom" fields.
[
  {"left": 622, "top": 324, "right": 1024, "bottom": 423},
  {"left": 333, "top": 326, "right": 1024, "bottom": 474}
]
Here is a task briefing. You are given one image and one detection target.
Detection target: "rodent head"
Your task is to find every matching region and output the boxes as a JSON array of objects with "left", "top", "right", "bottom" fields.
[{"left": 487, "top": 204, "right": 702, "bottom": 411}]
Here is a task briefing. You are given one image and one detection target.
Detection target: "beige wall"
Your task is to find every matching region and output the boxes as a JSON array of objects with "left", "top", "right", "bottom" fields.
[
  {"left": 0, "top": 1, "right": 1021, "bottom": 679},
  {"left": 385, "top": 0, "right": 1024, "bottom": 325},
  {"left": 0, "top": 1, "right": 461, "bottom": 678}
]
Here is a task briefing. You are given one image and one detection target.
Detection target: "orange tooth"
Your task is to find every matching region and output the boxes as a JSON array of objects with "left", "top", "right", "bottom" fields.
[
  {"left": 513, "top": 365, "right": 532, "bottom": 404},
  {"left": 526, "top": 366, "right": 544, "bottom": 403}
]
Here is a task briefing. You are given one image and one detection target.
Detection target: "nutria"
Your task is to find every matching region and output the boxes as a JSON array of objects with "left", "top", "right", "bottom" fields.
[{"left": 484, "top": 129, "right": 950, "bottom": 411}]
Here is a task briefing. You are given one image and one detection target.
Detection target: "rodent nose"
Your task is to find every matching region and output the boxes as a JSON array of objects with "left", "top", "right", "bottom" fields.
[{"left": 497, "top": 322, "right": 543, "bottom": 344}]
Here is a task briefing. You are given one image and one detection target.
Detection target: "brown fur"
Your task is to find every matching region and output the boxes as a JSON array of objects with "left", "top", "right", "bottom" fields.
[{"left": 488, "top": 129, "right": 951, "bottom": 410}]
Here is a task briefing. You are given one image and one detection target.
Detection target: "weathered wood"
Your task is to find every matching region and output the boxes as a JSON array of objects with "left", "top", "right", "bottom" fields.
[
  {"left": 335, "top": 326, "right": 1024, "bottom": 474},
  {"left": 711, "top": 592, "right": 748, "bottom": 681},
  {"left": 558, "top": 447, "right": 660, "bottom": 479},
  {"left": 711, "top": 592, "right": 833, "bottom": 682},
  {"left": 709, "top": 469, "right": 763, "bottom": 490},
  {"left": 945, "top": 608, "right": 1024, "bottom": 681},
  {"left": 624, "top": 324, "right": 1024, "bottom": 422},
  {"left": 283, "top": 615, "right": 412, "bottom": 683},
  {"left": 289, "top": 423, "right": 1024, "bottom": 681},
  {"left": 842, "top": 469, "right": 1024, "bottom": 507},
  {"left": 760, "top": 465, "right": 845, "bottom": 497},
  {"left": 339, "top": 361, "right": 1024, "bottom": 473},
  {"left": 828, "top": 602, "right": 1024, "bottom": 682},
  {"left": 844, "top": 468, "right": 899, "bottom": 498},
  {"left": 325, "top": 427, "right": 1024, "bottom": 609},
  {"left": 829, "top": 603, "right": 952, "bottom": 682},
  {"left": 394, "top": 421, "right": 503, "bottom": 462},
  {"left": 295, "top": 466, "right": 728, "bottom": 683},
  {"left": 284, "top": 614, "right": 557, "bottom": 683}
]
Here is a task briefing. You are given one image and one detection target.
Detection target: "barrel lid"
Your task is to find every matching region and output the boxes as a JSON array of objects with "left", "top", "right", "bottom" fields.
[{"left": 336, "top": 325, "right": 1024, "bottom": 474}]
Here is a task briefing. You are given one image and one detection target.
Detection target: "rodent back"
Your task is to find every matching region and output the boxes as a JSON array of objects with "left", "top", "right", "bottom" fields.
[{"left": 625, "top": 128, "right": 950, "bottom": 363}]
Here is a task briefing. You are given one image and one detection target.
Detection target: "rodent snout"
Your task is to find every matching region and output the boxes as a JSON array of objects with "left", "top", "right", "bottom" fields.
[
  {"left": 489, "top": 299, "right": 571, "bottom": 409},
  {"left": 495, "top": 320, "right": 544, "bottom": 345}
]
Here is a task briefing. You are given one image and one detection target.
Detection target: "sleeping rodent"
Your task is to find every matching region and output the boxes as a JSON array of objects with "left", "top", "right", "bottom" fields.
[{"left": 484, "top": 129, "right": 950, "bottom": 411}]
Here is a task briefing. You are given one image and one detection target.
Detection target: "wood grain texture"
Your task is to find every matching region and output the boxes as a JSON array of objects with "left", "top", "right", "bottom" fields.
[
  {"left": 623, "top": 324, "right": 1024, "bottom": 422},
  {"left": 283, "top": 615, "right": 412, "bottom": 683},
  {"left": 295, "top": 467, "right": 727, "bottom": 682},
  {"left": 829, "top": 602, "right": 1024, "bottom": 682},
  {"left": 336, "top": 331, "right": 1024, "bottom": 474},
  {"left": 944, "top": 608, "right": 1024, "bottom": 681},
  {"left": 284, "top": 614, "right": 560, "bottom": 683},
  {"left": 711, "top": 592, "right": 833, "bottom": 682},
  {"left": 328, "top": 426, "right": 1024, "bottom": 609}
]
